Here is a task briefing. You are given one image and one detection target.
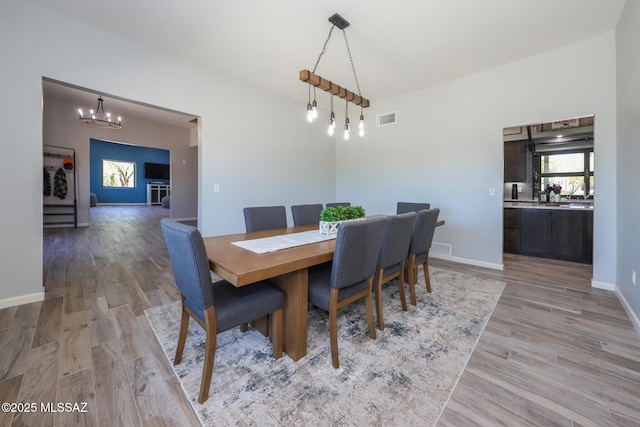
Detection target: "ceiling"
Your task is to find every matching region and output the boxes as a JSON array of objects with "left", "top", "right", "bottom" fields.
[{"left": 33, "top": 0, "right": 626, "bottom": 126}]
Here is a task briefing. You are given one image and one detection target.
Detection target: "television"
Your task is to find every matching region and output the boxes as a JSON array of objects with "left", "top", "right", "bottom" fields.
[{"left": 144, "top": 162, "right": 170, "bottom": 180}]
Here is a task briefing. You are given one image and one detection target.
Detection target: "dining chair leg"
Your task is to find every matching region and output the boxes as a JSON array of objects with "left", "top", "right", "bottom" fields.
[
  {"left": 199, "top": 306, "right": 217, "bottom": 404},
  {"left": 271, "top": 309, "right": 283, "bottom": 359},
  {"left": 423, "top": 250, "right": 432, "bottom": 293},
  {"left": 329, "top": 289, "right": 340, "bottom": 369},
  {"left": 397, "top": 261, "right": 408, "bottom": 311},
  {"left": 364, "top": 277, "right": 377, "bottom": 340},
  {"left": 174, "top": 302, "right": 189, "bottom": 365},
  {"left": 407, "top": 254, "right": 418, "bottom": 306},
  {"left": 374, "top": 268, "right": 385, "bottom": 331}
]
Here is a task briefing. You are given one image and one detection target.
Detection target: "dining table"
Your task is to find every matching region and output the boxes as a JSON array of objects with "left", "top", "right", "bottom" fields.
[{"left": 202, "top": 219, "right": 445, "bottom": 361}]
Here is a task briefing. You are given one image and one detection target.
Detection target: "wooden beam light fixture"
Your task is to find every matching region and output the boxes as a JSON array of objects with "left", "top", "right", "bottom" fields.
[{"left": 300, "top": 13, "right": 369, "bottom": 140}]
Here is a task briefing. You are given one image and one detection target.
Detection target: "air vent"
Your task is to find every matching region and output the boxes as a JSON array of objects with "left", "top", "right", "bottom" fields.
[
  {"left": 431, "top": 242, "right": 452, "bottom": 256},
  {"left": 376, "top": 111, "right": 397, "bottom": 127}
]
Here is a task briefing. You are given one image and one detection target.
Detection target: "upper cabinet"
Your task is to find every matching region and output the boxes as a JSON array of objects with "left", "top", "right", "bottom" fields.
[{"left": 504, "top": 141, "right": 526, "bottom": 182}]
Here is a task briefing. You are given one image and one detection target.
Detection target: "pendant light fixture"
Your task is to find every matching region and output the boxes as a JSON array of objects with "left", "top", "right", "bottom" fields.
[
  {"left": 343, "top": 98, "right": 351, "bottom": 141},
  {"left": 327, "top": 93, "right": 336, "bottom": 136},
  {"left": 78, "top": 96, "right": 122, "bottom": 129},
  {"left": 300, "top": 13, "right": 369, "bottom": 140}
]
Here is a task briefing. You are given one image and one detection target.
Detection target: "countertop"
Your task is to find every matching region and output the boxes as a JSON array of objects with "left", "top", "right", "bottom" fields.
[{"left": 504, "top": 200, "right": 594, "bottom": 211}]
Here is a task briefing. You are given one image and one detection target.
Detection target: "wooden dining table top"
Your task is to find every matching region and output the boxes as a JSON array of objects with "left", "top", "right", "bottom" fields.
[
  {"left": 202, "top": 224, "right": 336, "bottom": 287},
  {"left": 202, "top": 219, "right": 445, "bottom": 287}
]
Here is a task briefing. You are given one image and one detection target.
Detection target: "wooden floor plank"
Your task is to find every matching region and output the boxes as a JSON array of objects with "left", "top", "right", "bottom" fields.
[
  {"left": 64, "top": 276, "right": 86, "bottom": 314},
  {"left": 32, "top": 296, "right": 63, "bottom": 348},
  {"left": 56, "top": 368, "right": 98, "bottom": 427},
  {"left": 110, "top": 305, "right": 150, "bottom": 362},
  {"left": 0, "top": 306, "right": 17, "bottom": 331},
  {"left": 85, "top": 296, "right": 116, "bottom": 348},
  {"left": 135, "top": 314, "right": 175, "bottom": 381},
  {"left": 0, "top": 375, "right": 22, "bottom": 427},
  {"left": 166, "top": 375, "right": 201, "bottom": 427},
  {"left": 125, "top": 354, "right": 190, "bottom": 426},
  {"left": 91, "top": 339, "right": 142, "bottom": 427},
  {"left": 58, "top": 311, "right": 92, "bottom": 379},
  {"left": 12, "top": 342, "right": 59, "bottom": 427},
  {"left": 0, "top": 302, "right": 41, "bottom": 381}
]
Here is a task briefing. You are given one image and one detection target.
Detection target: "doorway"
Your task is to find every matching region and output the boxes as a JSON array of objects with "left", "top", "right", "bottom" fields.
[{"left": 502, "top": 116, "right": 594, "bottom": 264}]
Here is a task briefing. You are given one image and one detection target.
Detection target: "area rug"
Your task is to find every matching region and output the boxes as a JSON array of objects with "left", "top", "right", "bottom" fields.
[{"left": 145, "top": 267, "right": 505, "bottom": 426}]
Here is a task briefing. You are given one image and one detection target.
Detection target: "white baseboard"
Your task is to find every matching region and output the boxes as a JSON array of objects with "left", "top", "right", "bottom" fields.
[
  {"left": 96, "top": 203, "right": 147, "bottom": 206},
  {"left": 0, "top": 291, "right": 44, "bottom": 310},
  {"left": 614, "top": 286, "right": 640, "bottom": 337},
  {"left": 430, "top": 252, "right": 504, "bottom": 271},
  {"left": 591, "top": 279, "right": 616, "bottom": 291}
]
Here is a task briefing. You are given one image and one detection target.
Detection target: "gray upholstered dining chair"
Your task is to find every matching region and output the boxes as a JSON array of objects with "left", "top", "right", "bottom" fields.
[
  {"left": 396, "top": 202, "right": 431, "bottom": 214},
  {"left": 325, "top": 202, "right": 351, "bottom": 208},
  {"left": 373, "top": 212, "right": 417, "bottom": 330},
  {"left": 160, "top": 219, "right": 284, "bottom": 403},
  {"left": 404, "top": 208, "right": 440, "bottom": 305},
  {"left": 291, "top": 203, "right": 323, "bottom": 226},
  {"left": 308, "top": 216, "right": 385, "bottom": 369},
  {"left": 243, "top": 205, "right": 287, "bottom": 232}
]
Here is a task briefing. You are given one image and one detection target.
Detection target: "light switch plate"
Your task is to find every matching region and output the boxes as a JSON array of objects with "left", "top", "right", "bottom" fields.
[{"left": 489, "top": 187, "right": 496, "bottom": 196}]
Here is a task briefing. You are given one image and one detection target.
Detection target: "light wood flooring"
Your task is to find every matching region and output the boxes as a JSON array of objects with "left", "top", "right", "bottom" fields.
[{"left": 0, "top": 205, "right": 638, "bottom": 426}]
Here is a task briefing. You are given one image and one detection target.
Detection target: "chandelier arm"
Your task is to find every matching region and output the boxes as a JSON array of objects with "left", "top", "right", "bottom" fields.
[
  {"left": 342, "top": 29, "right": 362, "bottom": 98},
  {"left": 312, "top": 26, "right": 335, "bottom": 74},
  {"left": 96, "top": 97, "right": 105, "bottom": 115}
]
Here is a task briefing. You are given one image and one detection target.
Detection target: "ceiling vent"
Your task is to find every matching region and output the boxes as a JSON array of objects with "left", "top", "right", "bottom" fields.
[{"left": 376, "top": 111, "right": 396, "bottom": 127}]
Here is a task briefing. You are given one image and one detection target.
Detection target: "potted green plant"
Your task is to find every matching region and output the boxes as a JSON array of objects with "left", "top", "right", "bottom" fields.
[{"left": 319, "top": 205, "right": 366, "bottom": 235}]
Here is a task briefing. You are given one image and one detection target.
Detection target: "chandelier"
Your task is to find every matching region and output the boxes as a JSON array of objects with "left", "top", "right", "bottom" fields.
[
  {"left": 78, "top": 96, "right": 122, "bottom": 129},
  {"left": 300, "top": 13, "right": 369, "bottom": 140}
]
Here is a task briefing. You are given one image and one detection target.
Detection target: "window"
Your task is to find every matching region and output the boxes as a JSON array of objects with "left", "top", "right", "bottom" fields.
[
  {"left": 538, "top": 149, "right": 593, "bottom": 197},
  {"left": 102, "top": 160, "right": 135, "bottom": 188}
]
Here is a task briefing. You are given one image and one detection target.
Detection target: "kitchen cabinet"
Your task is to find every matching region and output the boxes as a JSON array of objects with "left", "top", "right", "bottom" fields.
[
  {"left": 504, "top": 141, "right": 526, "bottom": 182},
  {"left": 550, "top": 210, "right": 593, "bottom": 263},
  {"left": 504, "top": 207, "right": 593, "bottom": 264},
  {"left": 519, "top": 209, "right": 551, "bottom": 257},
  {"left": 503, "top": 208, "right": 520, "bottom": 253}
]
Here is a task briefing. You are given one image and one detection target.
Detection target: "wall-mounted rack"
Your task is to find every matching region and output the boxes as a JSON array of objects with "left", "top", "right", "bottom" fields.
[{"left": 43, "top": 144, "right": 77, "bottom": 228}]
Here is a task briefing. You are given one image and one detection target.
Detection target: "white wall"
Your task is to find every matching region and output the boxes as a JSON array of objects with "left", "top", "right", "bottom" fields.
[
  {"left": 615, "top": 1, "right": 640, "bottom": 326},
  {"left": 0, "top": 0, "right": 334, "bottom": 307},
  {"left": 43, "top": 96, "right": 197, "bottom": 222},
  {"left": 337, "top": 33, "right": 618, "bottom": 283}
]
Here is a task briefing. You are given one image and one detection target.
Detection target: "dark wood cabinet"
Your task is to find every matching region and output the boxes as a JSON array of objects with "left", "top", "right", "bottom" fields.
[
  {"left": 550, "top": 210, "right": 593, "bottom": 263},
  {"left": 503, "top": 208, "right": 520, "bottom": 253},
  {"left": 519, "top": 209, "right": 550, "bottom": 257},
  {"left": 504, "top": 207, "right": 593, "bottom": 263},
  {"left": 504, "top": 141, "right": 526, "bottom": 182}
]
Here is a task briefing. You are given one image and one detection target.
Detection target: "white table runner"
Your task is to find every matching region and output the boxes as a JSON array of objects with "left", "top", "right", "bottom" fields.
[{"left": 232, "top": 230, "right": 336, "bottom": 254}]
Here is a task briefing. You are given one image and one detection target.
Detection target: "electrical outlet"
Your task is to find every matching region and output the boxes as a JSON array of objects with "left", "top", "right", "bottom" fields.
[
  {"left": 518, "top": 185, "right": 523, "bottom": 193},
  {"left": 633, "top": 269, "right": 637, "bottom": 286},
  {"left": 489, "top": 187, "right": 496, "bottom": 196}
]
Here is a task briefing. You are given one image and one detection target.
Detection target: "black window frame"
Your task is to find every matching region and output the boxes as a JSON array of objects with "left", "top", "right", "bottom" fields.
[{"left": 535, "top": 148, "right": 594, "bottom": 199}]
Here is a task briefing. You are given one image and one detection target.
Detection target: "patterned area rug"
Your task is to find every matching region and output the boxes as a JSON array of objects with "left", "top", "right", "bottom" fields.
[{"left": 145, "top": 267, "right": 505, "bottom": 426}]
